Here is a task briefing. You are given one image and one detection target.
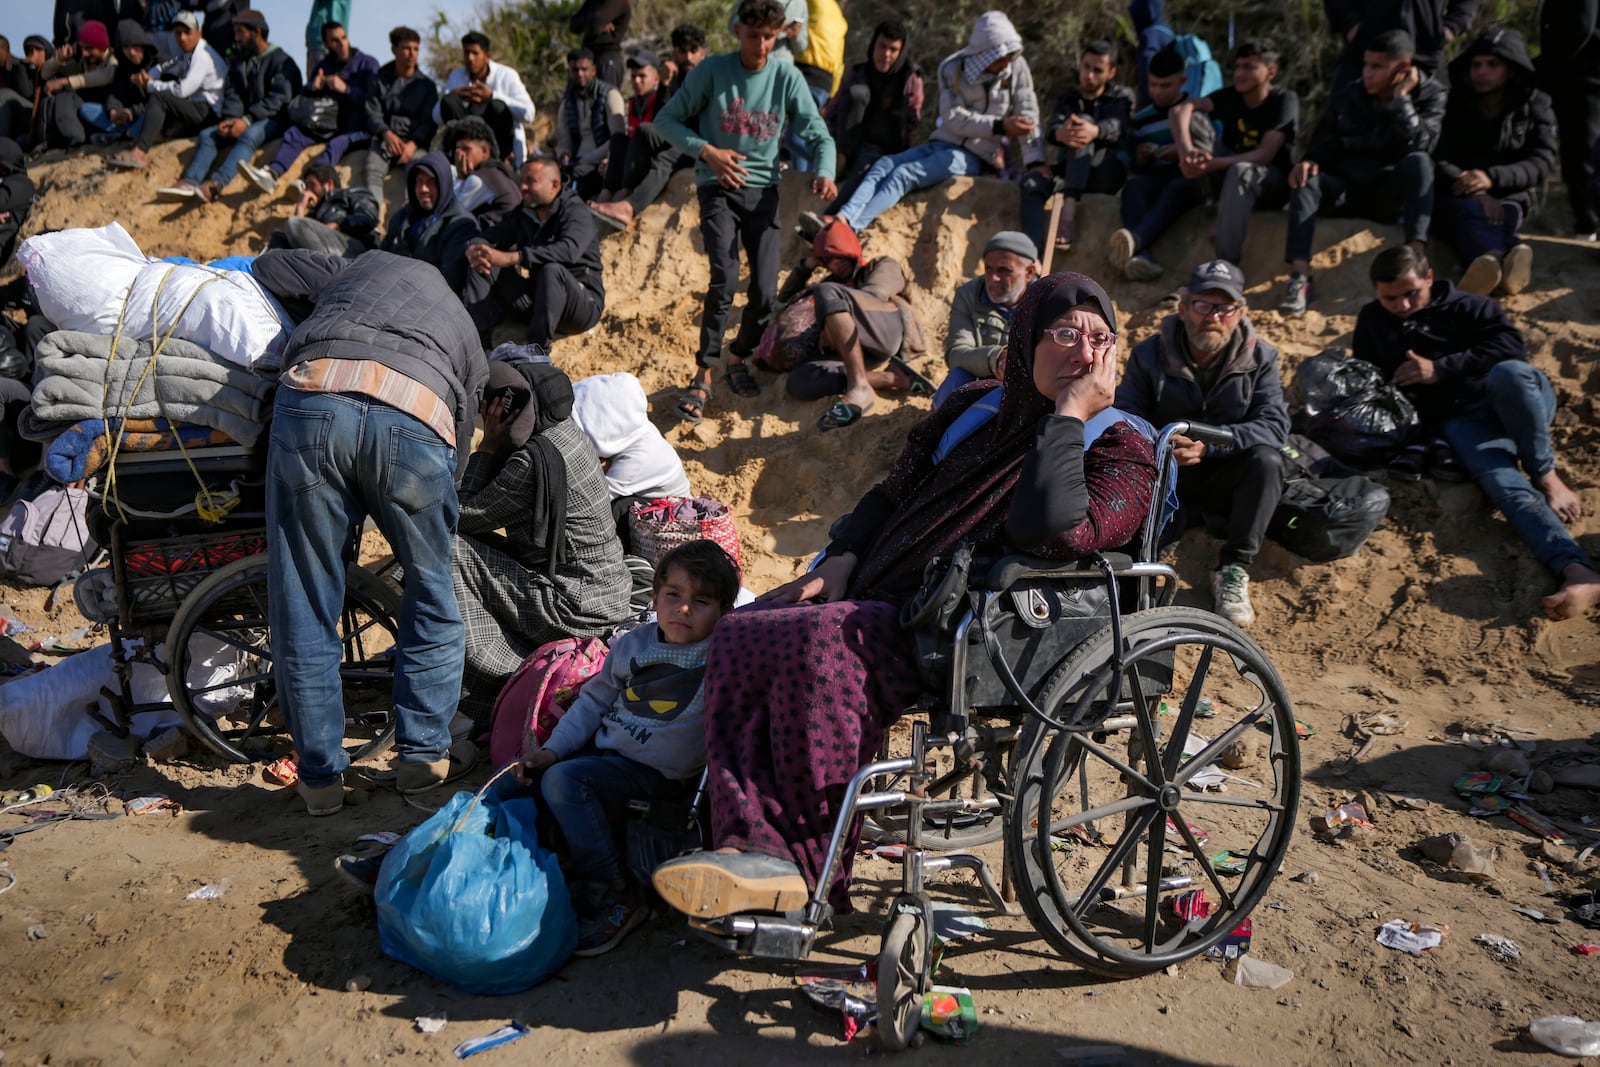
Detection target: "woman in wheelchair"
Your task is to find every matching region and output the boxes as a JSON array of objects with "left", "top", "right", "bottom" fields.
[{"left": 653, "top": 273, "right": 1161, "bottom": 919}]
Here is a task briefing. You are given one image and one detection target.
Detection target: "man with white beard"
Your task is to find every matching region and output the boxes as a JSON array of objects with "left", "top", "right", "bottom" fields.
[{"left": 1113, "top": 260, "right": 1291, "bottom": 626}]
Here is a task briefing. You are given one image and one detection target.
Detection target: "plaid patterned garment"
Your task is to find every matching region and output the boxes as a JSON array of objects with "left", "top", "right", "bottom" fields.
[{"left": 452, "top": 417, "right": 633, "bottom": 724}]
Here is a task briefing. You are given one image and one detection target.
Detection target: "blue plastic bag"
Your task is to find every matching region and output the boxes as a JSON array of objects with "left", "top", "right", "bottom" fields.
[{"left": 375, "top": 790, "right": 577, "bottom": 994}]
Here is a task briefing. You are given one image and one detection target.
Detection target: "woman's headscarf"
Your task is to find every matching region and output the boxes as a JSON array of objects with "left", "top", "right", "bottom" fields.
[
  {"left": 846, "top": 272, "right": 1118, "bottom": 600},
  {"left": 487, "top": 343, "right": 575, "bottom": 577}
]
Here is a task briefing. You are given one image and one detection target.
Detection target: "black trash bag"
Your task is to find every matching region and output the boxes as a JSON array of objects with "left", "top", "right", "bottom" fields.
[
  {"left": 1290, "top": 350, "right": 1418, "bottom": 466},
  {"left": 1268, "top": 434, "right": 1391, "bottom": 561}
]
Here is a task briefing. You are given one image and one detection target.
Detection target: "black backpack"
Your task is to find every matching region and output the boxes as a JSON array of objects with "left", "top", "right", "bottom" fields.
[{"left": 1268, "top": 435, "right": 1391, "bottom": 562}]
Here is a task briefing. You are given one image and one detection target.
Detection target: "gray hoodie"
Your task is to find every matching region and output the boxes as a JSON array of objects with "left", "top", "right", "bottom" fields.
[
  {"left": 542, "top": 623, "right": 711, "bottom": 781},
  {"left": 929, "top": 11, "right": 1043, "bottom": 168}
]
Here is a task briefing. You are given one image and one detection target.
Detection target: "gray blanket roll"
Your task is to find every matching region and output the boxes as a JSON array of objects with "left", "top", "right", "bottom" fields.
[{"left": 27, "top": 330, "right": 276, "bottom": 446}]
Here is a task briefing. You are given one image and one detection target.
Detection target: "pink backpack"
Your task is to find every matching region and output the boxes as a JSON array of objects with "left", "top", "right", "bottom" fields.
[{"left": 487, "top": 635, "right": 609, "bottom": 769}]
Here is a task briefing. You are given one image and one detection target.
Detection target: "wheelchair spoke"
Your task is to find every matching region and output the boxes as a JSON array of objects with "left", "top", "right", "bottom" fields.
[
  {"left": 1065, "top": 807, "right": 1156, "bottom": 919},
  {"left": 1161, "top": 644, "right": 1212, "bottom": 781},
  {"left": 1142, "top": 812, "right": 1164, "bottom": 952},
  {"left": 1071, "top": 733, "right": 1155, "bottom": 794},
  {"left": 1179, "top": 792, "right": 1286, "bottom": 813},
  {"left": 1174, "top": 818, "right": 1238, "bottom": 912},
  {"left": 193, "top": 624, "right": 270, "bottom": 660},
  {"left": 1172, "top": 710, "right": 1264, "bottom": 790},
  {"left": 1124, "top": 672, "right": 1166, "bottom": 782}
]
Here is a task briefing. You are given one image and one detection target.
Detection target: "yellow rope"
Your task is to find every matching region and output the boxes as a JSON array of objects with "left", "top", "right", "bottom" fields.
[{"left": 100, "top": 265, "right": 235, "bottom": 523}]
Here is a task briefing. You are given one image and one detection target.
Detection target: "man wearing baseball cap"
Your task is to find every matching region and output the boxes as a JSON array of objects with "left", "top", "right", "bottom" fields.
[
  {"left": 105, "top": 11, "right": 226, "bottom": 169},
  {"left": 1114, "top": 259, "right": 1290, "bottom": 626}
]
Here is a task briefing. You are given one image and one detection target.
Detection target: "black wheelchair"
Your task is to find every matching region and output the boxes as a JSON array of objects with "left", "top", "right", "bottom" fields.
[
  {"left": 688, "top": 422, "right": 1302, "bottom": 1050},
  {"left": 77, "top": 442, "right": 402, "bottom": 764}
]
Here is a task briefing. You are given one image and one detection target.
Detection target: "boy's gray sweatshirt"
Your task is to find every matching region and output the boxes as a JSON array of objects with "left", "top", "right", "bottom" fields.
[{"left": 542, "top": 623, "right": 711, "bottom": 781}]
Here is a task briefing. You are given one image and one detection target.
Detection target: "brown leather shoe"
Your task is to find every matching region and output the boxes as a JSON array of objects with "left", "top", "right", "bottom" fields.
[{"left": 395, "top": 739, "right": 479, "bottom": 796}]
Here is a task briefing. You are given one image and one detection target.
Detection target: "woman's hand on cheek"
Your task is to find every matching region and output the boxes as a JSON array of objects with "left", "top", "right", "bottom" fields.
[{"left": 1054, "top": 348, "right": 1117, "bottom": 422}]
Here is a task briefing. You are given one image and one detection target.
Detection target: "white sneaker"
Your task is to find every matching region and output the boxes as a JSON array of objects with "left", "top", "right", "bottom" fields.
[
  {"left": 1109, "top": 228, "right": 1136, "bottom": 272},
  {"left": 1211, "top": 565, "right": 1256, "bottom": 627},
  {"left": 155, "top": 181, "right": 199, "bottom": 200},
  {"left": 1500, "top": 243, "right": 1533, "bottom": 295},
  {"left": 238, "top": 161, "right": 277, "bottom": 193}
]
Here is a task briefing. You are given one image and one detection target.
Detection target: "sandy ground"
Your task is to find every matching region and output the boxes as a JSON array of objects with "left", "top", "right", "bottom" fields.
[{"left": 1, "top": 141, "right": 1599, "bottom": 1066}]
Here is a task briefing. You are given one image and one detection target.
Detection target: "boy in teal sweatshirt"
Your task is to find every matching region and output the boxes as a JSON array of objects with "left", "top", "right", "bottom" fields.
[{"left": 654, "top": 0, "right": 837, "bottom": 424}]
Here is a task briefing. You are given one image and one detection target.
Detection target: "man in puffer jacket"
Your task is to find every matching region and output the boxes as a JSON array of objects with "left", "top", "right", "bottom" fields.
[
  {"left": 250, "top": 247, "right": 488, "bottom": 816},
  {"left": 829, "top": 10, "right": 1040, "bottom": 233},
  {"left": 379, "top": 150, "right": 479, "bottom": 291},
  {"left": 1278, "top": 29, "right": 1446, "bottom": 316},
  {"left": 1435, "top": 28, "right": 1555, "bottom": 297},
  {"left": 268, "top": 162, "right": 378, "bottom": 255},
  {"left": 1115, "top": 260, "right": 1291, "bottom": 628}
]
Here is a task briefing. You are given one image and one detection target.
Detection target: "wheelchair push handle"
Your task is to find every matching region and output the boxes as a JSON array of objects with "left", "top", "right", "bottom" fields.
[{"left": 1163, "top": 420, "right": 1234, "bottom": 451}]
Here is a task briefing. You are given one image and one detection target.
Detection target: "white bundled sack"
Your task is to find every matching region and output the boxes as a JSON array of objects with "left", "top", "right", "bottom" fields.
[
  {"left": 17, "top": 223, "right": 293, "bottom": 370},
  {"left": 17, "top": 222, "right": 146, "bottom": 334},
  {"left": 0, "top": 643, "right": 177, "bottom": 760},
  {"left": 122, "top": 261, "right": 292, "bottom": 370}
]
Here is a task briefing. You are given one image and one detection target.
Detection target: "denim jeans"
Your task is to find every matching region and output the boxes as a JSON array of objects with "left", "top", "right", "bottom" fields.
[
  {"left": 499, "top": 744, "right": 679, "bottom": 886},
  {"left": 785, "top": 84, "right": 831, "bottom": 174},
  {"left": 836, "top": 141, "right": 987, "bottom": 231},
  {"left": 1121, "top": 161, "right": 1204, "bottom": 252},
  {"left": 1442, "top": 361, "right": 1593, "bottom": 577},
  {"left": 1435, "top": 193, "right": 1524, "bottom": 261},
  {"left": 932, "top": 367, "right": 978, "bottom": 408},
  {"left": 1285, "top": 152, "right": 1433, "bottom": 263},
  {"left": 266, "top": 388, "right": 463, "bottom": 789},
  {"left": 77, "top": 101, "right": 122, "bottom": 133},
  {"left": 183, "top": 117, "right": 284, "bottom": 188}
]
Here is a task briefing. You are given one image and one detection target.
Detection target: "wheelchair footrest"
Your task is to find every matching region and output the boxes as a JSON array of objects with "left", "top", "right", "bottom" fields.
[{"left": 688, "top": 914, "right": 818, "bottom": 961}]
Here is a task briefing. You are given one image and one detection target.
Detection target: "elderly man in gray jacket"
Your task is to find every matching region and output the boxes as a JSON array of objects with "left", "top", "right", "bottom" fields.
[
  {"left": 251, "top": 248, "right": 488, "bottom": 817},
  {"left": 934, "top": 230, "right": 1038, "bottom": 405}
]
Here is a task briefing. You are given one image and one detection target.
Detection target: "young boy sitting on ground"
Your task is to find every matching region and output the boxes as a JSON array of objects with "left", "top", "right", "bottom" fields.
[{"left": 516, "top": 539, "right": 741, "bottom": 956}]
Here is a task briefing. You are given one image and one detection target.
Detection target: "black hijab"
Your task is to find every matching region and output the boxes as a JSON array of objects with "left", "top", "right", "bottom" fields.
[
  {"left": 487, "top": 344, "right": 575, "bottom": 578},
  {"left": 847, "top": 272, "right": 1118, "bottom": 600}
]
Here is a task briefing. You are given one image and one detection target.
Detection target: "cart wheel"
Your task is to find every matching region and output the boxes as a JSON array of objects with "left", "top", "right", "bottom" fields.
[
  {"left": 1008, "top": 607, "right": 1299, "bottom": 977},
  {"left": 876, "top": 892, "right": 933, "bottom": 1052},
  {"left": 164, "top": 555, "right": 401, "bottom": 764}
]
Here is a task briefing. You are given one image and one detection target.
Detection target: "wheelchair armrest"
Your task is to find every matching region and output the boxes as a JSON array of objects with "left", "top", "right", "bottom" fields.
[{"left": 981, "top": 553, "right": 1133, "bottom": 591}]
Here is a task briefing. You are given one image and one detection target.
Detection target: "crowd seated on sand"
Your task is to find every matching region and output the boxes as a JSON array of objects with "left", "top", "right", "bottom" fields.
[{"left": 0, "top": 0, "right": 1597, "bottom": 965}]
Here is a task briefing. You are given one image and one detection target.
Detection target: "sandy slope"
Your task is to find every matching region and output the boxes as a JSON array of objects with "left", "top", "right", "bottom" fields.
[{"left": 0, "top": 141, "right": 1598, "bottom": 1065}]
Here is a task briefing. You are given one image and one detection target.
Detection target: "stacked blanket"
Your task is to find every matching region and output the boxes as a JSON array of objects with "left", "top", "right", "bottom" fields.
[
  {"left": 43, "top": 420, "right": 234, "bottom": 484},
  {"left": 24, "top": 330, "right": 276, "bottom": 447}
]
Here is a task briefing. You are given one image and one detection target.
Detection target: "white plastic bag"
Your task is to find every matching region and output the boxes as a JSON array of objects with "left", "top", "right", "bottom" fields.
[
  {"left": 17, "top": 223, "right": 147, "bottom": 334},
  {"left": 0, "top": 643, "right": 177, "bottom": 759}
]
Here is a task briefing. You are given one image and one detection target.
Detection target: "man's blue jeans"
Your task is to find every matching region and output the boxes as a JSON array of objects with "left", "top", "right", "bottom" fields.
[
  {"left": 266, "top": 388, "right": 464, "bottom": 789},
  {"left": 1442, "top": 361, "right": 1593, "bottom": 578},
  {"left": 836, "top": 141, "right": 986, "bottom": 231},
  {"left": 183, "top": 117, "right": 284, "bottom": 188}
]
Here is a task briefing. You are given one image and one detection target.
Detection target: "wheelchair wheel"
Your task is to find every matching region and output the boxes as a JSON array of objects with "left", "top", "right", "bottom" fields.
[
  {"left": 164, "top": 555, "right": 402, "bottom": 764},
  {"left": 862, "top": 736, "right": 1007, "bottom": 850},
  {"left": 876, "top": 892, "right": 933, "bottom": 1052},
  {"left": 1008, "top": 607, "right": 1299, "bottom": 977}
]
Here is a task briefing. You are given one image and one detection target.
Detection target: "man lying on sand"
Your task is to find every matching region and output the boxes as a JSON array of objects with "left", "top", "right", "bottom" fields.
[{"left": 1354, "top": 245, "right": 1599, "bottom": 621}]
